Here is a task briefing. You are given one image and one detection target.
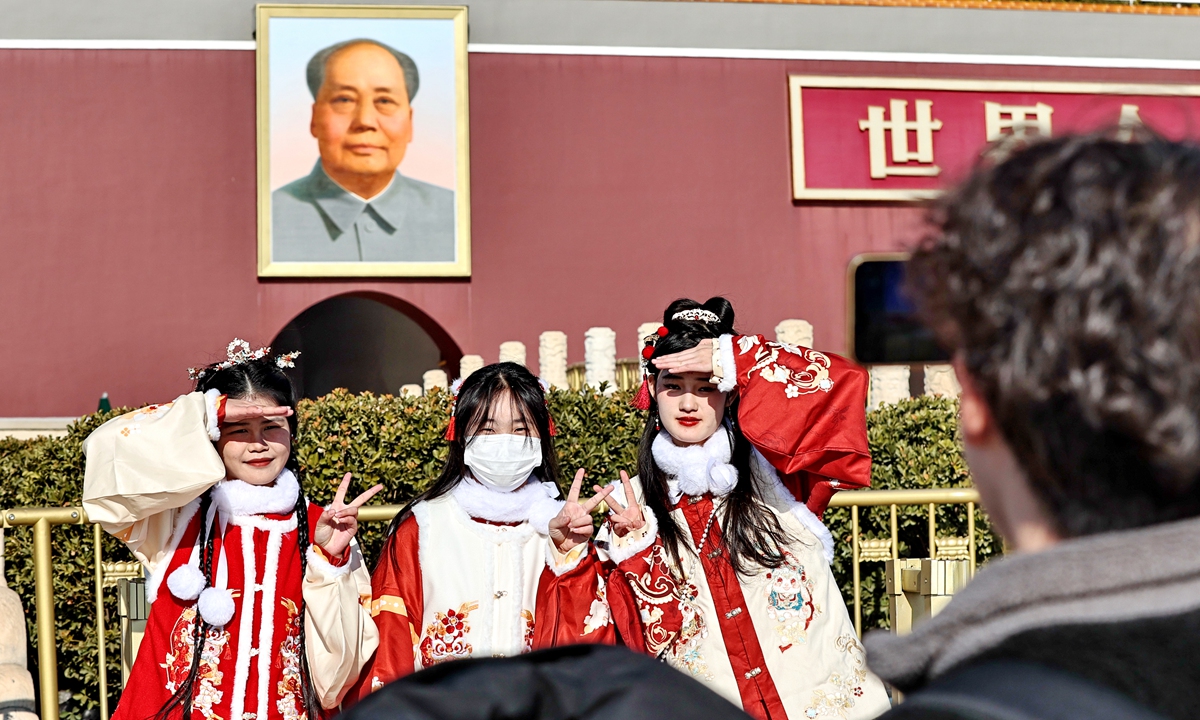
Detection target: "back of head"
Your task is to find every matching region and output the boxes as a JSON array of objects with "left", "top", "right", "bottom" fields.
[{"left": 908, "top": 132, "right": 1200, "bottom": 536}]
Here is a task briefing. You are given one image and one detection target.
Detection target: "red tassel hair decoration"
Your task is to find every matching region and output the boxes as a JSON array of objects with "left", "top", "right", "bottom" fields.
[
  {"left": 631, "top": 375, "right": 652, "bottom": 411},
  {"left": 444, "top": 417, "right": 457, "bottom": 441}
]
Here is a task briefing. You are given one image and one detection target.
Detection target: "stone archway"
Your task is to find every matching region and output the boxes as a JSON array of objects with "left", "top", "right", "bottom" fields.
[{"left": 271, "top": 293, "right": 460, "bottom": 399}]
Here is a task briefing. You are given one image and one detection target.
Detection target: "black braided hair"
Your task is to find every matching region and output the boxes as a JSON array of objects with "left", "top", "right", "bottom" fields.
[
  {"left": 292, "top": 491, "right": 321, "bottom": 720},
  {"left": 154, "top": 490, "right": 215, "bottom": 720}
]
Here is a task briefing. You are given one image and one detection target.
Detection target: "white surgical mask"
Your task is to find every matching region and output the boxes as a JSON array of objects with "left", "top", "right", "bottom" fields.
[{"left": 463, "top": 434, "right": 543, "bottom": 492}]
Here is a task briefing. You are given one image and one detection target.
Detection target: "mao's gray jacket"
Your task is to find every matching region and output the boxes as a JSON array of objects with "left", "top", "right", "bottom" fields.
[{"left": 271, "top": 162, "right": 455, "bottom": 263}]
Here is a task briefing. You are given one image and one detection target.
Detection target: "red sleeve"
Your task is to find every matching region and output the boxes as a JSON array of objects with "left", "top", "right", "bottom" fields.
[
  {"left": 532, "top": 544, "right": 618, "bottom": 648},
  {"left": 731, "top": 334, "right": 872, "bottom": 516},
  {"left": 348, "top": 515, "right": 423, "bottom": 702},
  {"left": 605, "top": 539, "right": 684, "bottom": 658}
]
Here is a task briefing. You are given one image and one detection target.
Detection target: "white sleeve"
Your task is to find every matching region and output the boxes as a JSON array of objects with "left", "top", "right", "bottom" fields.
[
  {"left": 303, "top": 543, "right": 380, "bottom": 708},
  {"left": 82, "top": 392, "right": 226, "bottom": 575}
]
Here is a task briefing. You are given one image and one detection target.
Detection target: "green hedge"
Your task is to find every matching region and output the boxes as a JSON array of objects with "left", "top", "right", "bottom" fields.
[{"left": 0, "top": 390, "right": 992, "bottom": 719}]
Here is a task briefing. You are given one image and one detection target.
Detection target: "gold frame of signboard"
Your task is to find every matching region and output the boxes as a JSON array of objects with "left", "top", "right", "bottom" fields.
[
  {"left": 789, "top": 75, "right": 1200, "bottom": 202},
  {"left": 256, "top": 3, "right": 471, "bottom": 277}
]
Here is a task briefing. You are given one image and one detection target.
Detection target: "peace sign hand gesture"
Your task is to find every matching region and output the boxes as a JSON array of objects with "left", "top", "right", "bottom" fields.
[
  {"left": 548, "top": 469, "right": 615, "bottom": 554},
  {"left": 313, "top": 473, "right": 384, "bottom": 560},
  {"left": 608, "top": 471, "right": 646, "bottom": 537}
]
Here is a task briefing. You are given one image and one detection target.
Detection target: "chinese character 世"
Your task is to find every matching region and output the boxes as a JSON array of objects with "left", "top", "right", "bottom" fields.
[
  {"left": 984, "top": 102, "right": 1053, "bottom": 142},
  {"left": 858, "top": 99, "right": 944, "bottom": 180}
]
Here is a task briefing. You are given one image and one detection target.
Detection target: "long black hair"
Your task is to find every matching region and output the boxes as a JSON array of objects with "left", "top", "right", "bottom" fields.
[
  {"left": 384, "top": 362, "right": 560, "bottom": 540},
  {"left": 156, "top": 353, "right": 320, "bottom": 720},
  {"left": 639, "top": 297, "right": 793, "bottom": 578}
]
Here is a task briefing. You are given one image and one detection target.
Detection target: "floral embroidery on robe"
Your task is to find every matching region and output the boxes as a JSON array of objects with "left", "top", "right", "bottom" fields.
[
  {"left": 419, "top": 602, "right": 479, "bottom": 667},
  {"left": 275, "top": 599, "right": 304, "bottom": 720}
]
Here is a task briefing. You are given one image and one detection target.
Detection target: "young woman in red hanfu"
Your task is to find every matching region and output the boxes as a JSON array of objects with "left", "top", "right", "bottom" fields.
[
  {"left": 82, "top": 342, "right": 381, "bottom": 720},
  {"left": 598, "top": 298, "right": 891, "bottom": 720},
  {"left": 352, "top": 362, "right": 617, "bottom": 697}
]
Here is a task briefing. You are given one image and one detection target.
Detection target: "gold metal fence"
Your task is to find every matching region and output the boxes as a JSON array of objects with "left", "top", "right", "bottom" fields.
[{"left": 6, "top": 487, "right": 982, "bottom": 720}]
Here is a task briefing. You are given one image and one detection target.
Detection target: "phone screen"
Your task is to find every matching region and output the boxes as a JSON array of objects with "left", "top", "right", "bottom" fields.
[{"left": 851, "top": 258, "right": 949, "bottom": 365}]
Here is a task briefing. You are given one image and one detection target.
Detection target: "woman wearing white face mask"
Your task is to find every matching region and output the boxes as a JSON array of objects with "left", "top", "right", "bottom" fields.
[{"left": 351, "top": 362, "right": 617, "bottom": 698}]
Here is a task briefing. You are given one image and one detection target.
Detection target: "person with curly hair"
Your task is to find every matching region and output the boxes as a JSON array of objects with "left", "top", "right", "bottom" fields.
[{"left": 868, "top": 133, "right": 1200, "bottom": 719}]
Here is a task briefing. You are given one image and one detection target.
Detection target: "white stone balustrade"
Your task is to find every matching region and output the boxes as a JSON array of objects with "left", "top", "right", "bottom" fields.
[
  {"left": 539, "top": 332, "right": 568, "bottom": 388},
  {"left": 399, "top": 384, "right": 422, "bottom": 398},
  {"left": 458, "top": 354, "right": 484, "bottom": 380},
  {"left": 499, "top": 341, "right": 526, "bottom": 366},
  {"left": 775, "top": 319, "right": 814, "bottom": 348},
  {"left": 869, "top": 365, "right": 911, "bottom": 410},
  {"left": 924, "top": 364, "right": 962, "bottom": 398},
  {"left": 585, "top": 327, "right": 617, "bottom": 393},
  {"left": 423, "top": 369, "right": 448, "bottom": 393}
]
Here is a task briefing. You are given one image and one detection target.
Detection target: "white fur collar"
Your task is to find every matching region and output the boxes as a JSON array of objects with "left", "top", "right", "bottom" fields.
[
  {"left": 451, "top": 476, "right": 565, "bottom": 536},
  {"left": 211, "top": 469, "right": 300, "bottom": 518},
  {"left": 652, "top": 426, "right": 738, "bottom": 504}
]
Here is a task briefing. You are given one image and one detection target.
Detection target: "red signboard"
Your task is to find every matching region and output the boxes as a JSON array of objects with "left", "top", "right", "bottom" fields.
[{"left": 789, "top": 77, "right": 1200, "bottom": 201}]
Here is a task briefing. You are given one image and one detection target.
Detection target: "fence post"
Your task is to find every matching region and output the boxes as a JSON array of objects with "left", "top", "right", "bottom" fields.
[
  {"left": 93, "top": 524, "right": 108, "bottom": 719},
  {"left": 585, "top": 327, "right": 617, "bottom": 393},
  {"left": 774, "top": 319, "right": 814, "bottom": 348},
  {"left": 33, "top": 518, "right": 58, "bottom": 720},
  {"left": 539, "top": 332, "right": 568, "bottom": 388},
  {"left": 499, "top": 341, "right": 526, "bottom": 366}
]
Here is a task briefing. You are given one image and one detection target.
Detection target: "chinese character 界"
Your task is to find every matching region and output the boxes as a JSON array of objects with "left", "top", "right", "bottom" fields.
[
  {"left": 984, "top": 102, "right": 1053, "bottom": 142},
  {"left": 858, "top": 99, "right": 943, "bottom": 180}
]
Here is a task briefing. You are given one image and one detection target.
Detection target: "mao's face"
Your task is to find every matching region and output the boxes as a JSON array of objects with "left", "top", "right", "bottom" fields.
[{"left": 310, "top": 43, "right": 413, "bottom": 182}]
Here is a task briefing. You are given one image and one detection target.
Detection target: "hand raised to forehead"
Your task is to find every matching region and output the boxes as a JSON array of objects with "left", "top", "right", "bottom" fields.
[
  {"left": 653, "top": 338, "right": 715, "bottom": 376},
  {"left": 223, "top": 397, "right": 293, "bottom": 425}
]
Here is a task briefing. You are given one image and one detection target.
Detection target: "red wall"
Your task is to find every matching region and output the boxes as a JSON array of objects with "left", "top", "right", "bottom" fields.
[{"left": 2, "top": 49, "right": 1197, "bottom": 415}]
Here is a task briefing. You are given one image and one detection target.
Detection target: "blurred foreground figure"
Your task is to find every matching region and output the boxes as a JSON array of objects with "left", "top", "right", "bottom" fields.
[
  {"left": 340, "top": 644, "right": 751, "bottom": 720},
  {"left": 868, "top": 134, "right": 1200, "bottom": 719}
]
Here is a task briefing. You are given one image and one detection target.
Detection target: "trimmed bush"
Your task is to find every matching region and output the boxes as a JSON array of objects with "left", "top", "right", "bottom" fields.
[{"left": 0, "top": 389, "right": 986, "bottom": 719}]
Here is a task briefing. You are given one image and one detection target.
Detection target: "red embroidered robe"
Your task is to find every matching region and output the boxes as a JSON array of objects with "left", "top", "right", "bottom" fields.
[
  {"left": 117, "top": 503, "right": 336, "bottom": 720},
  {"left": 351, "top": 492, "right": 617, "bottom": 699},
  {"left": 604, "top": 334, "right": 891, "bottom": 720}
]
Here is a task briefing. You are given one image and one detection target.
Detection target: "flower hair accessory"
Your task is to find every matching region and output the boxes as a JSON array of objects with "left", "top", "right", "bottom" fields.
[
  {"left": 187, "top": 339, "right": 301, "bottom": 381},
  {"left": 672, "top": 308, "right": 720, "bottom": 324}
]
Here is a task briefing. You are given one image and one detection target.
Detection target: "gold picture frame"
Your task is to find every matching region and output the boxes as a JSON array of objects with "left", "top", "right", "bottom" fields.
[
  {"left": 256, "top": 3, "right": 471, "bottom": 277},
  {"left": 789, "top": 75, "right": 1200, "bottom": 202}
]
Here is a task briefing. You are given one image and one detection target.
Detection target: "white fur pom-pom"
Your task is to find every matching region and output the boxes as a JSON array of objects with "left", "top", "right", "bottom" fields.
[
  {"left": 166, "top": 563, "right": 207, "bottom": 601},
  {"left": 198, "top": 586, "right": 235, "bottom": 627}
]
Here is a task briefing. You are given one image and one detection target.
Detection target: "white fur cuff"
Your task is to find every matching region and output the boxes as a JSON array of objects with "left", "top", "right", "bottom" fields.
[
  {"left": 203, "top": 389, "right": 222, "bottom": 442},
  {"left": 791, "top": 503, "right": 835, "bottom": 564},
  {"left": 306, "top": 545, "right": 353, "bottom": 579},
  {"left": 606, "top": 508, "right": 659, "bottom": 565},
  {"left": 545, "top": 542, "right": 589, "bottom": 577},
  {"left": 198, "top": 586, "right": 235, "bottom": 627},
  {"left": 716, "top": 334, "right": 738, "bottom": 393}
]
